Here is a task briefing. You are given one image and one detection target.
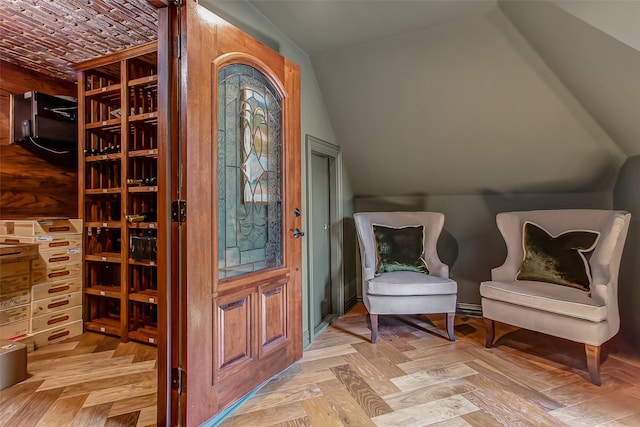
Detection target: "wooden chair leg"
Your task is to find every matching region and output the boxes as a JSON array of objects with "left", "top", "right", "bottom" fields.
[
  {"left": 446, "top": 312, "right": 456, "bottom": 341},
  {"left": 484, "top": 317, "right": 495, "bottom": 348},
  {"left": 585, "top": 344, "right": 601, "bottom": 386},
  {"left": 370, "top": 314, "right": 379, "bottom": 344}
]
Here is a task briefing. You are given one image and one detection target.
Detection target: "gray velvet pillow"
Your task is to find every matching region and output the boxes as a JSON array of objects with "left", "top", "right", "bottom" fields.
[
  {"left": 516, "top": 221, "right": 600, "bottom": 292},
  {"left": 373, "top": 224, "right": 428, "bottom": 275}
]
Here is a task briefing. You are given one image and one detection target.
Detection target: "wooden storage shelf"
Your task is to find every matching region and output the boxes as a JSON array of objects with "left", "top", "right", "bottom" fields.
[
  {"left": 85, "top": 188, "right": 122, "bottom": 195},
  {"left": 78, "top": 41, "right": 160, "bottom": 346},
  {"left": 129, "top": 290, "right": 158, "bottom": 304},
  {"left": 85, "top": 253, "right": 121, "bottom": 263},
  {"left": 129, "top": 327, "right": 157, "bottom": 345},
  {"left": 129, "top": 74, "right": 158, "bottom": 87},
  {"left": 128, "top": 149, "right": 158, "bottom": 158},
  {"left": 85, "top": 317, "right": 121, "bottom": 336},
  {"left": 85, "top": 221, "right": 122, "bottom": 229},
  {"left": 128, "top": 186, "right": 158, "bottom": 193},
  {"left": 86, "top": 153, "right": 122, "bottom": 162},
  {"left": 129, "top": 112, "right": 158, "bottom": 123},
  {"left": 127, "top": 222, "right": 157, "bottom": 230},
  {"left": 85, "top": 286, "right": 121, "bottom": 299},
  {"left": 129, "top": 259, "right": 158, "bottom": 267},
  {"left": 85, "top": 83, "right": 122, "bottom": 97},
  {"left": 86, "top": 118, "right": 121, "bottom": 130}
]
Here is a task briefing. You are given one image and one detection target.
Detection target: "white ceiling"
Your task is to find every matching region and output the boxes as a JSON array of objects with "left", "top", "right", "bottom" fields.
[{"left": 248, "top": 0, "right": 496, "bottom": 55}]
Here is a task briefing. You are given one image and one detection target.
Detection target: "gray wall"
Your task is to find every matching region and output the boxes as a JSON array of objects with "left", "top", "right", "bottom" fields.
[{"left": 614, "top": 156, "right": 640, "bottom": 346}]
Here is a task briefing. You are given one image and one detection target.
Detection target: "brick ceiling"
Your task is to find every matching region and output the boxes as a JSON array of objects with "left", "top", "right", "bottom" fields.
[{"left": 0, "top": 0, "right": 158, "bottom": 82}]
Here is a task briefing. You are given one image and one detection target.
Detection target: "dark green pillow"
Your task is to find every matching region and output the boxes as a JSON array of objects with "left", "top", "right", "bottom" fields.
[
  {"left": 373, "top": 225, "right": 428, "bottom": 274},
  {"left": 516, "top": 221, "right": 600, "bottom": 292}
]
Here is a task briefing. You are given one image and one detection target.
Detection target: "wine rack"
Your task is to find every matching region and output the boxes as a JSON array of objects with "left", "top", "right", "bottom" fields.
[{"left": 77, "top": 42, "right": 160, "bottom": 345}]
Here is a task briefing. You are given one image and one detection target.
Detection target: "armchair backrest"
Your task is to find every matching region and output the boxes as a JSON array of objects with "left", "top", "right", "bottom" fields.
[
  {"left": 354, "top": 211, "right": 448, "bottom": 281},
  {"left": 493, "top": 209, "right": 631, "bottom": 307}
]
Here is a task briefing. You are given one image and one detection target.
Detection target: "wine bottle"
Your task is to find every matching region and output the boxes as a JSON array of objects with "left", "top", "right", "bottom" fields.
[
  {"left": 126, "top": 177, "right": 157, "bottom": 186},
  {"left": 125, "top": 212, "right": 157, "bottom": 223}
]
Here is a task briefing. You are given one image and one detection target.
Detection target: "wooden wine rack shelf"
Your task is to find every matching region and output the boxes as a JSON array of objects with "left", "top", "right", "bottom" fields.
[{"left": 77, "top": 42, "right": 160, "bottom": 345}]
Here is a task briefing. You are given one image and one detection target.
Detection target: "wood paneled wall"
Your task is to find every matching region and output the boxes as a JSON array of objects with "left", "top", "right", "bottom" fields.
[{"left": 0, "top": 60, "right": 78, "bottom": 219}]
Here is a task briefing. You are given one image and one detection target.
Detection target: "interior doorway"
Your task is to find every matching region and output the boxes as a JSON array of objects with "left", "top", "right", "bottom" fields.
[{"left": 306, "top": 135, "right": 344, "bottom": 345}]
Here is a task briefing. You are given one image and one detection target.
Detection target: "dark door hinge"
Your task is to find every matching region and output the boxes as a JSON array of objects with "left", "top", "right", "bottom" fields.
[
  {"left": 171, "top": 367, "right": 187, "bottom": 394},
  {"left": 172, "top": 200, "right": 186, "bottom": 223},
  {"left": 173, "top": 35, "right": 181, "bottom": 59}
]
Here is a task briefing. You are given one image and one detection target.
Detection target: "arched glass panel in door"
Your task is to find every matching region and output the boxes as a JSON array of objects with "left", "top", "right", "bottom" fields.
[{"left": 217, "top": 64, "right": 283, "bottom": 279}]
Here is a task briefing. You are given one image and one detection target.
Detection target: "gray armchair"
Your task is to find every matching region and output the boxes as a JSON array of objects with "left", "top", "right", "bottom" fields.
[
  {"left": 354, "top": 211, "right": 458, "bottom": 343},
  {"left": 481, "top": 209, "right": 631, "bottom": 385}
]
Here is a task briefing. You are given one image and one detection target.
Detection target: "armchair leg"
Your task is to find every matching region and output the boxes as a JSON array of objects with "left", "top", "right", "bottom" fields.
[
  {"left": 585, "top": 344, "right": 602, "bottom": 386},
  {"left": 446, "top": 312, "right": 456, "bottom": 341},
  {"left": 370, "top": 314, "right": 379, "bottom": 344},
  {"left": 484, "top": 317, "right": 495, "bottom": 348}
]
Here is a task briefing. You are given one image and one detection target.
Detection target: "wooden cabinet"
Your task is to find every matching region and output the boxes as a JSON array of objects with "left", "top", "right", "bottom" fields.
[{"left": 76, "top": 42, "right": 160, "bottom": 345}]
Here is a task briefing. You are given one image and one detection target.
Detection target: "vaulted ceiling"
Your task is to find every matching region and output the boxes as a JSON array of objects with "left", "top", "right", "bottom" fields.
[{"left": 251, "top": 0, "right": 640, "bottom": 195}]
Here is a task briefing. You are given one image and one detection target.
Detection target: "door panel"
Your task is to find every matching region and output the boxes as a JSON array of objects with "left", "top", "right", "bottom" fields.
[
  {"left": 174, "top": 2, "right": 302, "bottom": 425},
  {"left": 259, "top": 277, "right": 288, "bottom": 356},
  {"left": 214, "top": 289, "right": 253, "bottom": 381},
  {"left": 311, "top": 153, "right": 332, "bottom": 334}
]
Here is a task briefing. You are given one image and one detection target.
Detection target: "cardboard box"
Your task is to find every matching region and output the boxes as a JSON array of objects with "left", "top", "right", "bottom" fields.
[
  {"left": 31, "top": 306, "right": 82, "bottom": 333},
  {"left": 31, "top": 291, "right": 82, "bottom": 317},
  {"left": 0, "top": 339, "right": 27, "bottom": 389},
  {"left": 0, "top": 219, "right": 82, "bottom": 236}
]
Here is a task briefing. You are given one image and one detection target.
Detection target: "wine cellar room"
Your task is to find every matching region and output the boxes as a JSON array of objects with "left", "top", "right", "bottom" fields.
[{"left": 1, "top": 1, "right": 165, "bottom": 425}]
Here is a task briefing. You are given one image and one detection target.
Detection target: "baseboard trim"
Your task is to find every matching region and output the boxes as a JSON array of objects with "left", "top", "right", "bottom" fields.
[
  {"left": 202, "top": 378, "right": 270, "bottom": 426},
  {"left": 457, "top": 303, "right": 483, "bottom": 317}
]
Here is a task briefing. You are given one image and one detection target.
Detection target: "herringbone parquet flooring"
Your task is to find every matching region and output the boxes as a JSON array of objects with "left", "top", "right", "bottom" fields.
[
  {"left": 221, "top": 304, "right": 640, "bottom": 426},
  {"left": 2, "top": 304, "right": 640, "bottom": 426},
  {"left": 0, "top": 332, "right": 157, "bottom": 427}
]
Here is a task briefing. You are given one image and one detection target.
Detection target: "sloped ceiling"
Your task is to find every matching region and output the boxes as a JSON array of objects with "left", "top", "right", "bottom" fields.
[
  {"left": 499, "top": 0, "right": 640, "bottom": 157},
  {"left": 252, "top": 0, "right": 636, "bottom": 196}
]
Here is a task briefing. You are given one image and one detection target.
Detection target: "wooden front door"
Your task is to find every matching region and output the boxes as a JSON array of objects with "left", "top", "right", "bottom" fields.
[{"left": 171, "top": 2, "right": 302, "bottom": 425}]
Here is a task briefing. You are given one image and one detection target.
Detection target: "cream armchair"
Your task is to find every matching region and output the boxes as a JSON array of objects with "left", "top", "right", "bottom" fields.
[
  {"left": 354, "top": 211, "right": 457, "bottom": 343},
  {"left": 481, "top": 209, "right": 631, "bottom": 385}
]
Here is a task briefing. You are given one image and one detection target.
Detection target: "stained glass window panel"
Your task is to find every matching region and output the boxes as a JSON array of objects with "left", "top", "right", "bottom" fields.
[{"left": 218, "top": 64, "right": 282, "bottom": 279}]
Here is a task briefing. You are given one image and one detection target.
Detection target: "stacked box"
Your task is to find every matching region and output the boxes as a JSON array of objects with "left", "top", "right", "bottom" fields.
[
  {"left": 0, "top": 219, "right": 83, "bottom": 350},
  {"left": 0, "top": 243, "right": 38, "bottom": 341}
]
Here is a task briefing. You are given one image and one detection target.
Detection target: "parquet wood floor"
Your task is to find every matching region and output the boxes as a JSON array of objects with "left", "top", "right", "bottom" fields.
[
  {"left": 3, "top": 304, "right": 640, "bottom": 426},
  {"left": 221, "top": 304, "right": 640, "bottom": 427},
  {"left": 0, "top": 332, "right": 157, "bottom": 427}
]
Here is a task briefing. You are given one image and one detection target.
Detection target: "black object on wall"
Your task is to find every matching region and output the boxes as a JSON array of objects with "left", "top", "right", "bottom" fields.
[{"left": 13, "top": 91, "right": 78, "bottom": 167}]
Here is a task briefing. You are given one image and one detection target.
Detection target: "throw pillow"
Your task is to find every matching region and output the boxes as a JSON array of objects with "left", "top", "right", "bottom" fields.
[
  {"left": 516, "top": 221, "right": 600, "bottom": 292},
  {"left": 372, "top": 224, "right": 428, "bottom": 274}
]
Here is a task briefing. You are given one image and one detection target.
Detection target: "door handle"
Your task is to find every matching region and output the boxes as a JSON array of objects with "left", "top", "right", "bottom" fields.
[{"left": 293, "top": 228, "right": 305, "bottom": 239}]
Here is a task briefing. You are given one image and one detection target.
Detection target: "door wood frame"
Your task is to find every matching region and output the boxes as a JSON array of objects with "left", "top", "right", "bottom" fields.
[{"left": 305, "top": 135, "right": 344, "bottom": 344}]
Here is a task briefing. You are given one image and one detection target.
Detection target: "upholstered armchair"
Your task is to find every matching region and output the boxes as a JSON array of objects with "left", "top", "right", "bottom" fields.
[
  {"left": 354, "top": 212, "right": 457, "bottom": 343},
  {"left": 481, "top": 209, "right": 631, "bottom": 385}
]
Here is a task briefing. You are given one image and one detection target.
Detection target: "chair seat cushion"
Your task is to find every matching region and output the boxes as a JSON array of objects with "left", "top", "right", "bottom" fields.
[
  {"left": 480, "top": 280, "right": 607, "bottom": 322},
  {"left": 367, "top": 271, "right": 457, "bottom": 296}
]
